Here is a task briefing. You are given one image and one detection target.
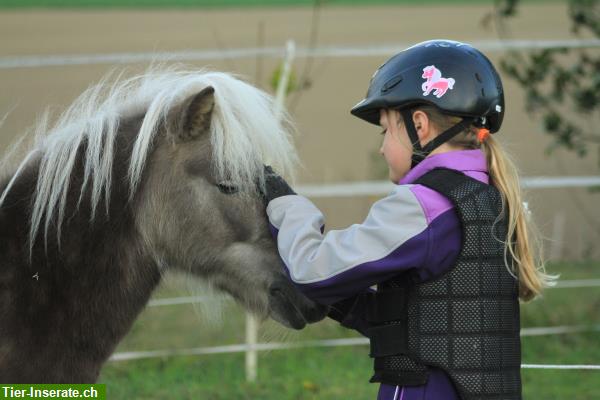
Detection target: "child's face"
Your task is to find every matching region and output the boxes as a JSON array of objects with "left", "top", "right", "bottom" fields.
[{"left": 379, "top": 109, "right": 413, "bottom": 183}]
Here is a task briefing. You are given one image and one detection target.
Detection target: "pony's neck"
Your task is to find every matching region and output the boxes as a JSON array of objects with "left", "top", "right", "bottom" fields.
[{"left": 0, "top": 134, "right": 162, "bottom": 382}]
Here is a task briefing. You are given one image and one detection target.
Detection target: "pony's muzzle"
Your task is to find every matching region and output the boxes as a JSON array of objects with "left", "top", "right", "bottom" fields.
[{"left": 268, "top": 281, "right": 328, "bottom": 330}]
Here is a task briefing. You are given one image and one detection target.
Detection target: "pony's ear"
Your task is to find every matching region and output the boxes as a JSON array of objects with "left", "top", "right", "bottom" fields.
[{"left": 180, "top": 86, "right": 215, "bottom": 140}]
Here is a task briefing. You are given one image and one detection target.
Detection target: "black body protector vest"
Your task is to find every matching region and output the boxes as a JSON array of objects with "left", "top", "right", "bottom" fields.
[{"left": 365, "top": 168, "right": 522, "bottom": 400}]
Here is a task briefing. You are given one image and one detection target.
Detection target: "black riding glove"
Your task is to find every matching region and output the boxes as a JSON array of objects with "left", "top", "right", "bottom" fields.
[{"left": 263, "top": 165, "right": 296, "bottom": 204}]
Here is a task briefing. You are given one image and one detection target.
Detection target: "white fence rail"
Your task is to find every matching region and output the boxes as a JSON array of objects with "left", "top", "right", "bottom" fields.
[
  {"left": 147, "top": 278, "right": 600, "bottom": 308},
  {"left": 109, "top": 324, "right": 600, "bottom": 371},
  {"left": 2, "top": 39, "right": 600, "bottom": 69},
  {"left": 521, "top": 364, "right": 600, "bottom": 370},
  {"left": 552, "top": 279, "right": 600, "bottom": 289},
  {"left": 294, "top": 176, "right": 600, "bottom": 198}
]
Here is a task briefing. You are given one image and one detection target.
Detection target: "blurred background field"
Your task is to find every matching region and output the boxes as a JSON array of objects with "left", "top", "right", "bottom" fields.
[
  {"left": 99, "top": 261, "right": 600, "bottom": 399},
  {"left": 0, "top": 0, "right": 561, "bottom": 9},
  {"left": 1, "top": 1, "right": 597, "bottom": 260},
  {"left": 1, "top": 0, "right": 599, "bottom": 398}
]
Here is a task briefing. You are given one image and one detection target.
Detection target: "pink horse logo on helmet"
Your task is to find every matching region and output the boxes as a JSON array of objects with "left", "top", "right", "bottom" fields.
[{"left": 421, "top": 65, "right": 455, "bottom": 98}]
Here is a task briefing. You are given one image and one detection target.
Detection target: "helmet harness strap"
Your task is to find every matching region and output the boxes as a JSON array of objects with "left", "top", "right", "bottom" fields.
[{"left": 400, "top": 109, "right": 475, "bottom": 168}]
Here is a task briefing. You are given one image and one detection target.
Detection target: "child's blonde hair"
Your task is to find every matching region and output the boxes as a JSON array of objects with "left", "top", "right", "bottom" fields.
[{"left": 416, "top": 105, "right": 557, "bottom": 301}]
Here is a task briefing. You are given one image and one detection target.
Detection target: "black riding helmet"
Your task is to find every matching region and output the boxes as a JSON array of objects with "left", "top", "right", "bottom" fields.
[{"left": 351, "top": 39, "right": 504, "bottom": 167}]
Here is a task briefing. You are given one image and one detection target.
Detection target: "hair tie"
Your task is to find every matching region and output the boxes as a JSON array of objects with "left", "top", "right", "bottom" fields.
[{"left": 477, "top": 128, "right": 490, "bottom": 143}]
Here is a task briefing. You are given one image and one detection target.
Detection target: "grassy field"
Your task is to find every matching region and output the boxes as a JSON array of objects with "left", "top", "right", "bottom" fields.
[{"left": 98, "top": 261, "right": 600, "bottom": 399}]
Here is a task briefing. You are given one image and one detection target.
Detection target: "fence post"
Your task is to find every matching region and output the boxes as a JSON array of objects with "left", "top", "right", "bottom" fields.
[
  {"left": 245, "top": 39, "right": 296, "bottom": 383},
  {"left": 273, "top": 40, "right": 296, "bottom": 120},
  {"left": 245, "top": 313, "right": 258, "bottom": 382}
]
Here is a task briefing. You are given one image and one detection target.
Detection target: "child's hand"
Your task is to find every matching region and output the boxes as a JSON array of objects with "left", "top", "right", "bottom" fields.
[{"left": 263, "top": 165, "right": 296, "bottom": 203}]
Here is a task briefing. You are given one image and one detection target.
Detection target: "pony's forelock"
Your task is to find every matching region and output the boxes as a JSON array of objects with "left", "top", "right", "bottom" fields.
[{"left": 0, "top": 65, "right": 298, "bottom": 254}]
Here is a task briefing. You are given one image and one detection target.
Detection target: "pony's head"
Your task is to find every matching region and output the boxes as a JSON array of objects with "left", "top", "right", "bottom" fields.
[
  {"left": 422, "top": 65, "right": 437, "bottom": 79},
  {"left": 133, "top": 72, "right": 327, "bottom": 329},
  {"left": 2, "top": 66, "right": 326, "bottom": 329}
]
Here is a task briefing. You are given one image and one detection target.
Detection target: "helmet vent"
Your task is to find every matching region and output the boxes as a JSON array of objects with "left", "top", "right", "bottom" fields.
[
  {"left": 381, "top": 74, "right": 403, "bottom": 93},
  {"left": 481, "top": 88, "right": 485, "bottom": 97},
  {"left": 475, "top": 73, "right": 482, "bottom": 82}
]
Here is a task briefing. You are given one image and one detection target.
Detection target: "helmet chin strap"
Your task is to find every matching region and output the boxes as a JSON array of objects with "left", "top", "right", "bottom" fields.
[{"left": 400, "top": 109, "right": 474, "bottom": 168}]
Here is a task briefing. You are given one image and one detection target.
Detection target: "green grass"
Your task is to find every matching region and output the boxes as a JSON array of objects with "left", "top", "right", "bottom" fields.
[
  {"left": 0, "top": 0, "right": 562, "bottom": 9},
  {"left": 102, "top": 348, "right": 379, "bottom": 399},
  {"left": 99, "top": 261, "right": 600, "bottom": 399}
]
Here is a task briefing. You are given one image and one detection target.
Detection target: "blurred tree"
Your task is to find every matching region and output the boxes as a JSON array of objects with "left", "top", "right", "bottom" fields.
[{"left": 492, "top": 0, "right": 600, "bottom": 165}]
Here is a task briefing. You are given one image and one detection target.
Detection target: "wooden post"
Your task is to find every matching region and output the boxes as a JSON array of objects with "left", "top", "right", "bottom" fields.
[
  {"left": 245, "top": 39, "right": 296, "bottom": 383},
  {"left": 245, "top": 313, "right": 258, "bottom": 382},
  {"left": 273, "top": 40, "right": 296, "bottom": 120}
]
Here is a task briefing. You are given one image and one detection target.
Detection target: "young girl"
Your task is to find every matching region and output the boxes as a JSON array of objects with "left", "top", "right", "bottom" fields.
[{"left": 263, "top": 40, "right": 554, "bottom": 400}]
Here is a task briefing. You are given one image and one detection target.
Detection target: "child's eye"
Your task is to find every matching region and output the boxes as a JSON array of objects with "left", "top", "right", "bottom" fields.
[{"left": 380, "top": 129, "right": 387, "bottom": 136}]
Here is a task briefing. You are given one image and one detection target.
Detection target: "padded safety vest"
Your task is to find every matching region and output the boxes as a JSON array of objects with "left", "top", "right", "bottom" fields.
[{"left": 365, "top": 168, "right": 522, "bottom": 400}]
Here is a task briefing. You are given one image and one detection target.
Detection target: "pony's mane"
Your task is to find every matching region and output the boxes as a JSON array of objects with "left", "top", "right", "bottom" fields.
[{"left": 0, "top": 65, "right": 298, "bottom": 252}]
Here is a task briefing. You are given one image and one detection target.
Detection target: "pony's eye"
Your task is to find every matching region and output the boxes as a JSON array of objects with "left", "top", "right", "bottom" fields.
[{"left": 216, "top": 182, "right": 239, "bottom": 195}]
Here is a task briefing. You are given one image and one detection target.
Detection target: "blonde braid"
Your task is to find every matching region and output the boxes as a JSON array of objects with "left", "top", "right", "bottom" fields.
[{"left": 417, "top": 105, "right": 557, "bottom": 301}]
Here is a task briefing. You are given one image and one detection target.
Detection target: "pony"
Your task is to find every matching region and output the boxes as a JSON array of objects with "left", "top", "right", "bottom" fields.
[
  {"left": 421, "top": 65, "right": 455, "bottom": 98},
  {"left": 0, "top": 66, "right": 327, "bottom": 382}
]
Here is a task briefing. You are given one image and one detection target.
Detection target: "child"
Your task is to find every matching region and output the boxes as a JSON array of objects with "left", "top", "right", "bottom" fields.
[{"left": 263, "top": 40, "right": 554, "bottom": 400}]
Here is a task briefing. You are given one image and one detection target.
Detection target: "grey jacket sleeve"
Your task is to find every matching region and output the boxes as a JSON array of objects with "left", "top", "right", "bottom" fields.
[{"left": 266, "top": 185, "right": 430, "bottom": 304}]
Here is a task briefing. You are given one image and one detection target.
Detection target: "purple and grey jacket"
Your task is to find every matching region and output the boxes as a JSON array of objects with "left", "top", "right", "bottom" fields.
[{"left": 266, "top": 149, "right": 490, "bottom": 400}]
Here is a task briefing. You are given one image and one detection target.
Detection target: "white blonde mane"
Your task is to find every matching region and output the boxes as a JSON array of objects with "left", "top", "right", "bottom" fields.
[{"left": 0, "top": 65, "right": 298, "bottom": 252}]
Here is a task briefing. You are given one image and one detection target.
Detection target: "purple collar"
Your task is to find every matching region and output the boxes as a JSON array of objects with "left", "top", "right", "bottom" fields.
[{"left": 399, "top": 149, "right": 488, "bottom": 185}]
